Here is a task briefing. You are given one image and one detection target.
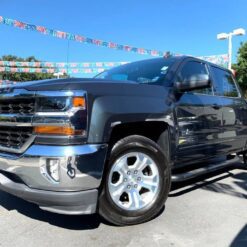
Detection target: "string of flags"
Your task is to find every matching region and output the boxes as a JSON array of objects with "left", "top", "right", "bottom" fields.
[
  {"left": 198, "top": 54, "right": 229, "bottom": 66},
  {"left": 0, "top": 16, "right": 167, "bottom": 57},
  {"left": 0, "top": 61, "right": 128, "bottom": 68},
  {"left": 0, "top": 16, "right": 230, "bottom": 74},
  {"left": 0, "top": 54, "right": 229, "bottom": 74},
  {"left": 0, "top": 67, "right": 105, "bottom": 74}
]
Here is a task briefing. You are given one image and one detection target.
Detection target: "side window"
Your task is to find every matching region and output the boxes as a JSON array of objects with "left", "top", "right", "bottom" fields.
[
  {"left": 177, "top": 61, "right": 212, "bottom": 95},
  {"left": 210, "top": 66, "right": 239, "bottom": 97}
]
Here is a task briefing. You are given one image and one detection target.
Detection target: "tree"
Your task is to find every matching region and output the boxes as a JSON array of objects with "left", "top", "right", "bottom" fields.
[
  {"left": 233, "top": 42, "right": 247, "bottom": 92},
  {"left": 0, "top": 55, "right": 67, "bottom": 82}
]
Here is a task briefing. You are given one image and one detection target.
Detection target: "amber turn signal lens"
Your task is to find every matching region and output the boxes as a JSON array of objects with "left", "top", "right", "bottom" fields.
[
  {"left": 35, "top": 126, "right": 83, "bottom": 135},
  {"left": 73, "top": 97, "right": 86, "bottom": 108}
]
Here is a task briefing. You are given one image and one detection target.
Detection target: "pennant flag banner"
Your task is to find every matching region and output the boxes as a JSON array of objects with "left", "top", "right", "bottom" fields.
[
  {"left": 0, "top": 67, "right": 105, "bottom": 74},
  {"left": 198, "top": 54, "right": 229, "bottom": 67},
  {"left": 0, "top": 16, "right": 167, "bottom": 57},
  {"left": 0, "top": 54, "right": 229, "bottom": 74},
  {"left": 0, "top": 61, "right": 128, "bottom": 68}
]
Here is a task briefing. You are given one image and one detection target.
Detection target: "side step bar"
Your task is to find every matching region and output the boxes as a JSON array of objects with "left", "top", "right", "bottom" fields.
[{"left": 172, "top": 156, "right": 240, "bottom": 182}]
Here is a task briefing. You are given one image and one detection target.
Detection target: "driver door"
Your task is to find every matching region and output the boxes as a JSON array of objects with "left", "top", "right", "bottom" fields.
[{"left": 174, "top": 60, "right": 223, "bottom": 165}]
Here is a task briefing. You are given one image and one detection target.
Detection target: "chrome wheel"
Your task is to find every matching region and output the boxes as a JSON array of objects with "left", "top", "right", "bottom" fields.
[{"left": 108, "top": 152, "right": 160, "bottom": 211}]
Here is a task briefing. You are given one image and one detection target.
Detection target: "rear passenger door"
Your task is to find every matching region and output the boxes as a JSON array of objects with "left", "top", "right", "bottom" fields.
[
  {"left": 210, "top": 65, "right": 247, "bottom": 152},
  {"left": 175, "top": 60, "right": 223, "bottom": 164}
]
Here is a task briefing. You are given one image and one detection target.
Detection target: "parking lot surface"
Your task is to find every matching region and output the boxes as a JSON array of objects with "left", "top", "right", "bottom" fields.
[{"left": 0, "top": 164, "right": 246, "bottom": 247}]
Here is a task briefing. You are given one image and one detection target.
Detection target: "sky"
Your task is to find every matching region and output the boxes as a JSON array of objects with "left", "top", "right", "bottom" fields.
[{"left": 0, "top": 0, "right": 247, "bottom": 77}]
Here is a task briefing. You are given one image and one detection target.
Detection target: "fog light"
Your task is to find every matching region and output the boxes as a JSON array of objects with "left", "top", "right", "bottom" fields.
[{"left": 47, "top": 159, "right": 60, "bottom": 182}]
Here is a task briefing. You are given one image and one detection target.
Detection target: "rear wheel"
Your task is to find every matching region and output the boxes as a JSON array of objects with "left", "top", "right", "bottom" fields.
[{"left": 99, "top": 135, "right": 171, "bottom": 226}]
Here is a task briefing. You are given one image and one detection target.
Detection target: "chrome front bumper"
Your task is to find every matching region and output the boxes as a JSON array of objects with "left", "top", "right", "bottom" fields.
[{"left": 0, "top": 144, "right": 108, "bottom": 214}]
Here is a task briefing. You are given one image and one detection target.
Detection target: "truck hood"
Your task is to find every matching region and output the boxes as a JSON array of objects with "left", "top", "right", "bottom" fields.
[
  {"left": 0, "top": 78, "right": 168, "bottom": 99},
  {"left": 1, "top": 78, "right": 136, "bottom": 91}
]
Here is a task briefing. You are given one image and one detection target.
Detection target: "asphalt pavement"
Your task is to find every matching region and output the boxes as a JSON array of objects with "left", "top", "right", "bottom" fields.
[{"left": 0, "top": 163, "right": 246, "bottom": 247}]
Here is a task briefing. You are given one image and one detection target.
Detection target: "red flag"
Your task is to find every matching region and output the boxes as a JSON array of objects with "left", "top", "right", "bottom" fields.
[
  {"left": 14, "top": 21, "right": 26, "bottom": 29},
  {"left": 75, "top": 35, "right": 85, "bottom": 42},
  {"left": 36, "top": 26, "right": 46, "bottom": 34}
]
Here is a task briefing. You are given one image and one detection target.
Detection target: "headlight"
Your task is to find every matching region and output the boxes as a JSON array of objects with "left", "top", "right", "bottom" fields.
[
  {"left": 36, "top": 97, "right": 71, "bottom": 112},
  {"left": 34, "top": 94, "right": 87, "bottom": 138}
]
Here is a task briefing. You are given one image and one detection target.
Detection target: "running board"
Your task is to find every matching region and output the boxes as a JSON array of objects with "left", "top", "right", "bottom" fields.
[{"left": 172, "top": 156, "right": 240, "bottom": 182}]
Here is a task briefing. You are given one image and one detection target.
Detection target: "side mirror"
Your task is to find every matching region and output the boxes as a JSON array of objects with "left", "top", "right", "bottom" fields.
[{"left": 174, "top": 74, "right": 211, "bottom": 92}]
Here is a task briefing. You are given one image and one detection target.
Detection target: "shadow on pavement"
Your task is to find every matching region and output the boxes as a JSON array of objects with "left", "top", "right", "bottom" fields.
[
  {"left": 169, "top": 163, "right": 247, "bottom": 247},
  {"left": 0, "top": 191, "right": 101, "bottom": 230},
  {"left": 169, "top": 163, "right": 247, "bottom": 198},
  {"left": 201, "top": 170, "right": 247, "bottom": 199},
  {"left": 0, "top": 188, "right": 166, "bottom": 229},
  {"left": 230, "top": 224, "right": 247, "bottom": 247}
]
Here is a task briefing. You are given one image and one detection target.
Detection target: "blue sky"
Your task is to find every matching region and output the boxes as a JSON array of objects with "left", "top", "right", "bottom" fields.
[{"left": 1, "top": 0, "right": 247, "bottom": 77}]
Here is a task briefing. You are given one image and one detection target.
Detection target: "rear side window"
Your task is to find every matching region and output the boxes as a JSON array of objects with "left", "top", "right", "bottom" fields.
[
  {"left": 210, "top": 66, "right": 239, "bottom": 97},
  {"left": 177, "top": 61, "right": 212, "bottom": 95}
]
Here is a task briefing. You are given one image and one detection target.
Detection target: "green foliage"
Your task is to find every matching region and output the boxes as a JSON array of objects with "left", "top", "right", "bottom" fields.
[
  {"left": 233, "top": 42, "right": 247, "bottom": 91},
  {"left": 0, "top": 55, "right": 59, "bottom": 82}
]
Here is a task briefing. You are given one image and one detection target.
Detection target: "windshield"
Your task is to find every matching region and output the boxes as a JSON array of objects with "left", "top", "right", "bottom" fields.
[{"left": 95, "top": 58, "right": 176, "bottom": 85}]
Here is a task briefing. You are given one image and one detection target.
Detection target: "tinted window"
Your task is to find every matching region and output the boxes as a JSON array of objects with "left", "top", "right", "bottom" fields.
[
  {"left": 95, "top": 58, "right": 176, "bottom": 85},
  {"left": 211, "top": 66, "right": 239, "bottom": 97},
  {"left": 177, "top": 61, "right": 212, "bottom": 95}
]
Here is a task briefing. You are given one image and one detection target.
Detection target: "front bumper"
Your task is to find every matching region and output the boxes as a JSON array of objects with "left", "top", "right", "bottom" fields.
[{"left": 0, "top": 144, "right": 108, "bottom": 214}]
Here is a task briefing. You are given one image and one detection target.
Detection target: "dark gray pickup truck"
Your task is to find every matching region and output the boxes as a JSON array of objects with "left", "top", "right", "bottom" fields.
[{"left": 0, "top": 56, "right": 246, "bottom": 225}]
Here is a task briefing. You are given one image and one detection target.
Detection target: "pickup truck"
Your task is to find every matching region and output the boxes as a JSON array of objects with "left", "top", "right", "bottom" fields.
[{"left": 0, "top": 56, "right": 246, "bottom": 226}]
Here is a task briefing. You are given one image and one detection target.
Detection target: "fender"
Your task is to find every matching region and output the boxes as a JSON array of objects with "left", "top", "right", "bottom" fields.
[{"left": 87, "top": 85, "right": 175, "bottom": 142}]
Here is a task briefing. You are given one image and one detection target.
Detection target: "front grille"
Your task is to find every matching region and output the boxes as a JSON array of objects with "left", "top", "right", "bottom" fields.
[
  {"left": 0, "top": 126, "right": 33, "bottom": 150},
  {"left": 0, "top": 98, "right": 35, "bottom": 114}
]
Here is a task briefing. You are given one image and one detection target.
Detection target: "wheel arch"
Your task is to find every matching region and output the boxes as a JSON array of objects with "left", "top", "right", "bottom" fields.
[{"left": 107, "top": 121, "right": 173, "bottom": 163}]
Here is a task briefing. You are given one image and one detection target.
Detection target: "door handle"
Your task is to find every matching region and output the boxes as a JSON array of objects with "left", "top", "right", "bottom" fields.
[{"left": 212, "top": 104, "right": 220, "bottom": 110}]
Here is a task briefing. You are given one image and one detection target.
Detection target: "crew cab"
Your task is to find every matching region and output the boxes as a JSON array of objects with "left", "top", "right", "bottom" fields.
[{"left": 0, "top": 56, "right": 246, "bottom": 226}]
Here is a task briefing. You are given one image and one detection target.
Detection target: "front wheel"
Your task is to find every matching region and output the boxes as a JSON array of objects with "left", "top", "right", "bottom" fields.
[{"left": 99, "top": 135, "right": 171, "bottom": 226}]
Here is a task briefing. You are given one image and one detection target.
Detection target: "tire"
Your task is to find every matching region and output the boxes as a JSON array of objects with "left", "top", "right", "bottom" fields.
[{"left": 99, "top": 135, "right": 171, "bottom": 226}]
